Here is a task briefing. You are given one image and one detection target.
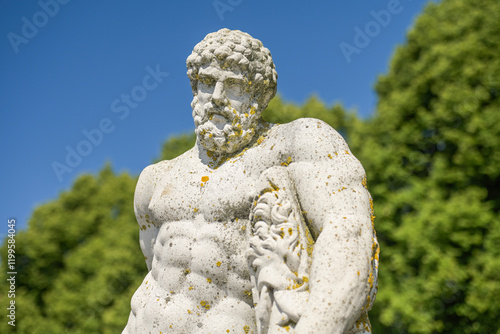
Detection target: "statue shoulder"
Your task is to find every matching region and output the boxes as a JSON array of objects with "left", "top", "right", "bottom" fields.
[
  {"left": 134, "top": 146, "right": 197, "bottom": 210},
  {"left": 134, "top": 159, "right": 174, "bottom": 211},
  {"left": 272, "top": 118, "right": 350, "bottom": 160}
]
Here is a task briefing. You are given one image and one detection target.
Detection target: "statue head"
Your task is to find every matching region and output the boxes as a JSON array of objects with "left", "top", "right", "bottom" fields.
[{"left": 186, "top": 29, "right": 278, "bottom": 154}]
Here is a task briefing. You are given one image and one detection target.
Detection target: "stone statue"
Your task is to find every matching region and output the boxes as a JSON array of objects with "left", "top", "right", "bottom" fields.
[{"left": 123, "top": 28, "right": 379, "bottom": 334}]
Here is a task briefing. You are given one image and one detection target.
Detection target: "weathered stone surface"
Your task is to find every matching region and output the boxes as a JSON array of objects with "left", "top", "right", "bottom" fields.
[{"left": 123, "top": 28, "right": 379, "bottom": 334}]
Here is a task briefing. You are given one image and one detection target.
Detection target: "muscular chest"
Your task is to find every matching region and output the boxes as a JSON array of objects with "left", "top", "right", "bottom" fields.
[{"left": 149, "top": 156, "right": 262, "bottom": 223}]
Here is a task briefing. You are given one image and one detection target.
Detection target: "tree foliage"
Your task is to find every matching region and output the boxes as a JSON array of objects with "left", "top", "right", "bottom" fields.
[
  {"left": 349, "top": 0, "right": 500, "bottom": 332},
  {"left": 1, "top": 0, "right": 499, "bottom": 332},
  {"left": 0, "top": 166, "right": 145, "bottom": 333}
]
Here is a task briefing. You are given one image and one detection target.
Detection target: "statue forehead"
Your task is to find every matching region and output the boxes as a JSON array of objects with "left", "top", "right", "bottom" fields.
[{"left": 198, "top": 63, "right": 246, "bottom": 81}]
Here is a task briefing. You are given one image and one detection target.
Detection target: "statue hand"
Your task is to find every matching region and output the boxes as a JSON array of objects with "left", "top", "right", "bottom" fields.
[{"left": 248, "top": 236, "right": 297, "bottom": 291}]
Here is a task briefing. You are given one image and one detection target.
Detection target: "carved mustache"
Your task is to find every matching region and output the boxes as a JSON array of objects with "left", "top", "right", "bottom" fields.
[{"left": 194, "top": 102, "right": 234, "bottom": 126}]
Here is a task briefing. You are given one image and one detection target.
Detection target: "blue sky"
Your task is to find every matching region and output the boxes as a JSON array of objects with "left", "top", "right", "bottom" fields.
[{"left": 0, "top": 0, "right": 432, "bottom": 238}]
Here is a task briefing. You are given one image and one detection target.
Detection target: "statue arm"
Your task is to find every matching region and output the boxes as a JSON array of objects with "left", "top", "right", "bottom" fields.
[
  {"left": 285, "top": 120, "right": 376, "bottom": 333},
  {"left": 134, "top": 164, "right": 160, "bottom": 271}
]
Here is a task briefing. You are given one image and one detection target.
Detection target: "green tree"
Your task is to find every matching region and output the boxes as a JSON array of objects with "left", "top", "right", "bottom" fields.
[
  {"left": 349, "top": 0, "right": 500, "bottom": 332},
  {"left": 0, "top": 165, "right": 145, "bottom": 333},
  {"left": 261, "top": 95, "right": 355, "bottom": 139},
  {"left": 156, "top": 132, "right": 196, "bottom": 162}
]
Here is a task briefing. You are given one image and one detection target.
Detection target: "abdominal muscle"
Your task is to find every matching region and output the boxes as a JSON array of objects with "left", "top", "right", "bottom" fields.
[{"left": 127, "top": 218, "right": 256, "bottom": 334}]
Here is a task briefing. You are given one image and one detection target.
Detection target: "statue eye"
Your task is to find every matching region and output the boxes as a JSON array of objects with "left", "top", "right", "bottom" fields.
[{"left": 200, "top": 76, "right": 215, "bottom": 86}]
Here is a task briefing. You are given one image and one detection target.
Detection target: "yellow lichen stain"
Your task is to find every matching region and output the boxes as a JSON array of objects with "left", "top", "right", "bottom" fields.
[
  {"left": 281, "top": 156, "right": 293, "bottom": 167},
  {"left": 241, "top": 225, "right": 246, "bottom": 231},
  {"left": 368, "top": 197, "right": 377, "bottom": 234},
  {"left": 194, "top": 208, "right": 199, "bottom": 213},
  {"left": 279, "top": 228, "right": 285, "bottom": 238},
  {"left": 243, "top": 325, "right": 250, "bottom": 334},
  {"left": 200, "top": 300, "right": 211, "bottom": 310},
  {"left": 216, "top": 261, "right": 222, "bottom": 267},
  {"left": 184, "top": 269, "right": 191, "bottom": 275},
  {"left": 207, "top": 278, "right": 212, "bottom": 283},
  {"left": 284, "top": 325, "right": 291, "bottom": 332},
  {"left": 201, "top": 176, "right": 209, "bottom": 182},
  {"left": 328, "top": 154, "right": 333, "bottom": 159},
  {"left": 187, "top": 309, "right": 192, "bottom": 314},
  {"left": 304, "top": 222, "right": 315, "bottom": 258},
  {"left": 345, "top": 150, "right": 350, "bottom": 154},
  {"left": 368, "top": 272, "right": 375, "bottom": 289},
  {"left": 371, "top": 240, "right": 380, "bottom": 262},
  {"left": 287, "top": 278, "right": 304, "bottom": 290},
  {"left": 189, "top": 286, "right": 194, "bottom": 290},
  {"left": 268, "top": 181, "right": 280, "bottom": 192},
  {"left": 355, "top": 312, "right": 371, "bottom": 332},
  {"left": 357, "top": 271, "right": 360, "bottom": 276},
  {"left": 244, "top": 290, "right": 252, "bottom": 297}
]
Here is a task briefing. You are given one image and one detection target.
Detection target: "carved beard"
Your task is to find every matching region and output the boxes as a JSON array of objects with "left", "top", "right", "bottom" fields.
[{"left": 193, "top": 97, "right": 258, "bottom": 154}]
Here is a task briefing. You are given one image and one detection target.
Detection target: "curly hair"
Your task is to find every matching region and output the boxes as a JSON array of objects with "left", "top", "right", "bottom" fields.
[{"left": 186, "top": 28, "right": 278, "bottom": 112}]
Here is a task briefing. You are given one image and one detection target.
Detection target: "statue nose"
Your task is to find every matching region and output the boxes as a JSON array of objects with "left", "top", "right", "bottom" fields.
[{"left": 211, "top": 81, "right": 227, "bottom": 105}]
